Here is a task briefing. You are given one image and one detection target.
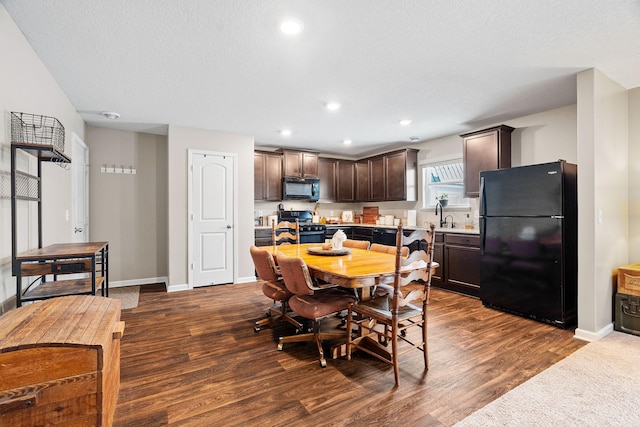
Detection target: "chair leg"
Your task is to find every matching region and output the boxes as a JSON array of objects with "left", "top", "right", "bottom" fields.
[
  {"left": 391, "top": 321, "right": 400, "bottom": 386},
  {"left": 255, "top": 301, "right": 303, "bottom": 333},
  {"left": 423, "top": 313, "right": 429, "bottom": 369},
  {"left": 278, "top": 318, "right": 347, "bottom": 367},
  {"left": 345, "top": 306, "right": 353, "bottom": 360},
  {"left": 312, "top": 322, "right": 327, "bottom": 368},
  {"left": 254, "top": 304, "right": 281, "bottom": 332}
]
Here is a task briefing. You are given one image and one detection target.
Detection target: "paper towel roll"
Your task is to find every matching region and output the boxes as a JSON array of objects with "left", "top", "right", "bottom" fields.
[{"left": 407, "top": 210, "right": 417, "bottom": 227}]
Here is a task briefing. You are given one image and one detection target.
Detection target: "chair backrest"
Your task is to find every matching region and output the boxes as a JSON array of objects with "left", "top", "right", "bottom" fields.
[
  {"left": 370, "top": 242, "right": 409, "bottom": 257},
  {"left": 343, "top": 239, "right": 370, "bottom": 250},
  {"left": 276, "top": 254, "right": 315, "bottom": 296},
  {"left": 391, "top": 224, "right": 436, "bottom": 309},
  {"left": 250, "top": 245, "right": 279, "bottom": 282},
  {"left": 272, "top": 220, "right": 299, "bottom": 246}
]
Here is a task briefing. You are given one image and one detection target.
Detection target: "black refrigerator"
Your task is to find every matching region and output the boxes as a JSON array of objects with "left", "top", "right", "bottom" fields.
[{"left": 479, "top": 160, "right": 577, "bottom": 328}]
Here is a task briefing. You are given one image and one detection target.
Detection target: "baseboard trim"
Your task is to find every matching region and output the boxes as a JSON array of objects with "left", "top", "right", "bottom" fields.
[
  {"left": 235, "top": 275, "right": 258, "bottom": 284},
  {"left": 167, "top": 283, "right": 190, "bottom": 292},
  {"left": 574, "top": 323, "right": 614, "bottom": 342},
  {"left": 110, "top": 276, "right": 168, "bottom": 290}
]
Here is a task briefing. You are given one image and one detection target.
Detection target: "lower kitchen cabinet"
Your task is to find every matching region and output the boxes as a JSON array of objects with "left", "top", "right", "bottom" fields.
[
  {"left": 255, "top": 228, "right": 272, "bottom": 247},
  {"left": 442, "top": 234, "right": 480, "bottom": 297},
  {"left": 352, "top": 227, "right": 373, "bottom": 242},
  {"left": 431, "top": 233, "right": 445, "bottom": 286}
]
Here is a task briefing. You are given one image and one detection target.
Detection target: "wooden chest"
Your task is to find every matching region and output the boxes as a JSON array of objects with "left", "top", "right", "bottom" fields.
[
  {"left": 618, "top": 264, "right": 640, "bottom": 296},
  {"left": 0, "top": 296, "right": 124, "bottom": 426}
]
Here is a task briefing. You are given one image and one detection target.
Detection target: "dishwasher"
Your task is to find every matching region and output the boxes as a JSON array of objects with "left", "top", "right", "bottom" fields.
[
  {"left": 372, "top": 228, "right": 397, "bottom": 246},
  {"left": 373, "top": 227, "right": 422, "bottom": 252}
]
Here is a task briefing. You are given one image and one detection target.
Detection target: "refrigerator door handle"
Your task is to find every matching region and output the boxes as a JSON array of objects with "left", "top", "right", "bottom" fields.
[
  {"left": 480, "top": 216, "right": 486, "bottom": 255},
  {"left": 479, "top": 176, "right": 486, "bottom": 216}
]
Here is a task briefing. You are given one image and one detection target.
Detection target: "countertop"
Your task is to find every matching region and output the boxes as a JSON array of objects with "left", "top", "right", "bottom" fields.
[{"left": 255, "top": 223, "right": 479, "bottom": 235}]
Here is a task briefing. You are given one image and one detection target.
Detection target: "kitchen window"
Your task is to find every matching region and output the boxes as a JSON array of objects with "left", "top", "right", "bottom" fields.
[{"left": 421, "top": 158, "right": 469, "bottom": 208}]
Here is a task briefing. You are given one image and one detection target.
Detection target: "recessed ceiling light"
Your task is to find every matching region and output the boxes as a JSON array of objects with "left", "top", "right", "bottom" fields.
[
  {"left": 280, "top": 19, "right": 303, "bottom": 35},
  {"left": 398, "top": 119, "right": 412, "bottom": 126},
  {"left": 280, "top": 129, "right": 292, "bottom": 137},
  {"left": 325, "top": 102, "right": 341, "bottom": 111},
  {"left": 102, "top": 111, "right": 120, "bottom": 120},
  {"left": 342, "top": 139, "right": 352, "bottom": 145}
]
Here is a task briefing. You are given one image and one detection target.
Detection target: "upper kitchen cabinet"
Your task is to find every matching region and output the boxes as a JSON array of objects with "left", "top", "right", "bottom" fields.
[
  {"left": 355, "top": 160, "right": 370, "bottom": 202},
  {"left": 336, "top": 160, "right": 356, "bottom": 202},
  {"left": 461, "top": 125, "right": 514, "bottom": 198},
  {"left": 254, "top": 151, "right": 282, "bottom": 201},
  {"left": 355, "top": 149, "right": 418, "bottom": 202},
  {"left": 318, "top": 158, "right": 356, "bottom": 202},
  {"left": 318, "top": 157, "right": 337, "bottom": 202},
  {"left": 281, "top": 149, "right": 319, "bottom": 178},
  {"left": 384, "top": 149, "right": 418, "bottom": 201},
  {"left": 369, "top": 156, "right": 385, "bottom": 201}
]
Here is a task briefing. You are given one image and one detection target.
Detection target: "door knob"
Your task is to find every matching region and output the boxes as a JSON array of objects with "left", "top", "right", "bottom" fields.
[
  {"left": 75, "top": 227, "right": 83, "bottom": 233},
  {"left": 227, "top": 224, "right": 232, "bottom": 229}
]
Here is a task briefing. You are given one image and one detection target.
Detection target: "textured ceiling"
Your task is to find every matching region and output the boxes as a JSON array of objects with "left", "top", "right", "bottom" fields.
[{"left": 2, "top": 0, "right": 640, "bottom": 157}]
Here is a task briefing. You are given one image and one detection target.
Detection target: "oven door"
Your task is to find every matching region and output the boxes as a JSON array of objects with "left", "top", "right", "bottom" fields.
[{"left": 299, "top": 231, "right": 325, "bottom": 244}]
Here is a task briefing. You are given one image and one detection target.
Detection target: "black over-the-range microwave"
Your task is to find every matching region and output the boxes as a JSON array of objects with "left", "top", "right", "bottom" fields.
[{"left": 282, "top": 177, "right": 320, "bottom": 201}]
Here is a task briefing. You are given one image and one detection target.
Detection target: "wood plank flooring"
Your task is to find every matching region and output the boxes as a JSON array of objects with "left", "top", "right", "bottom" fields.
[{"left": 114, "top": 283, "right": 585, "bottom": 426}]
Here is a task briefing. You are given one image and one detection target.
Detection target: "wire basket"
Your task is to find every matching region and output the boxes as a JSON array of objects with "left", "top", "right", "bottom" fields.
[{"left": 11, "top": 112, "right": 65, "bottom": 152}]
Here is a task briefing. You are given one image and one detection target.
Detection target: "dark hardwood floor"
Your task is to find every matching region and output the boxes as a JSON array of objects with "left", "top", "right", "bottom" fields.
[{"left": 114, "top": 282, "right": 585, "bottom": 427}]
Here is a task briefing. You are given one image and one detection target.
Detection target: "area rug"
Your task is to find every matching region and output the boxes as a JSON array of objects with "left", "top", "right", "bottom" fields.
[
  {"left": 456, "top": 331, "right": 640, "bottom": 426},
  {"left": 109, "top": 286, "right": 140, "bottom": 310}
]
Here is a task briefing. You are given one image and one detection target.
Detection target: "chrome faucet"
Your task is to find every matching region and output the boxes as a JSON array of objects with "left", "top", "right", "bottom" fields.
[{"left": 435, "top": 202, "right": 446, "bottom": 228}]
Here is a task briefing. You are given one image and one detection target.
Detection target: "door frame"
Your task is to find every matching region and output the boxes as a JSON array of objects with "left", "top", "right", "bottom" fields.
[
  {"left": 187, "top": 149, "right": 238, "bottom": 289},
  {"left": 71, "top": 132, "right": 89, "bottom": 243}
]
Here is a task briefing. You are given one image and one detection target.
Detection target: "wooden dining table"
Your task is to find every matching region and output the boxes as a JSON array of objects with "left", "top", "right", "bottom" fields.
[
  {"left": 270, "top": 243, "right": 438, "bottom": 359},
  {"left": 270, "top": 243, "right": 438, "bottom": 302}
]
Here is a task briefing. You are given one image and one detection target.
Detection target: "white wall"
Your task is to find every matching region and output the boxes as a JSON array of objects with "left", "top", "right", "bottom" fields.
[
  {"left": 85, "top": 127, "right": 168, "bottom": 284},
  {"left": 576, "top": 69, "right": 629, "bottom": 340},
  {"left": 0, "top": 5, "right": 85, "bottom": 312},
  {"left": 629, "top": 87, "right": 640, "bottom": 261},
  {"left": 167, "top": 125, "right": 255, "bottom": 289},
  {"left": 414, "top": 104, "right": 578, "bottom": 227}
]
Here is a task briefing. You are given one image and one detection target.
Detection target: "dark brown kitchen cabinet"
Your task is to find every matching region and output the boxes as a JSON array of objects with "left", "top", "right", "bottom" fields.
[
  {"left": 254, "top": 151, "right": 282, "bottom": 201},
  {"left": 431, "top": 232, "right": 445, "bottom": 286},
  {"left": 461, "top": 125, "right": 514, "bottom": 198},
  {"left": 254, "top": 228, "right": 272, "bottom": 247},
  {"left": 384, "top": 149, "right": 418, "bottom": 201},
  {"left": 318, "top": 157, "right": 337, "bottom": 202},
  {"left": 443, "top": 234, "right": 480, "bottom": 297},
  {"left": 369, "top": 156, "right": 385, "bottom": 201},
  {"left": 336, "top": 160, "right": 356, "bottom": 202},
  {"left": 281, "top": 149, "right": 318, "bottom": 178},
  {"left": 355, "top": 160, "right": 370, "bottom": 202},
  {"left": 361, "top": 149, "right": 418, "bottom": 202}
]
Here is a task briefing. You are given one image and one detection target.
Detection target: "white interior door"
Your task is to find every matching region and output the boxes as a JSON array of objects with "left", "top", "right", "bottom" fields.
[
  {"left": 71, "top": 133, "right": 89, "bottom": 243},
  {"left": 191, "top": 152, "right": 234, "bottom": 287}
]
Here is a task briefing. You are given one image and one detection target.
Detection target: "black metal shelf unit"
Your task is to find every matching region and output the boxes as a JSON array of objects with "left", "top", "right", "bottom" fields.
[{"left": 10, "top": 112, "right": 70, "bottom": 275}]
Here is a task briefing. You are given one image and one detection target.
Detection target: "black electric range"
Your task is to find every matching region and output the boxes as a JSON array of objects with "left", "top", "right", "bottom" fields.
[{"left": 278, "top": 210, "right": 326, "bottom": 243}]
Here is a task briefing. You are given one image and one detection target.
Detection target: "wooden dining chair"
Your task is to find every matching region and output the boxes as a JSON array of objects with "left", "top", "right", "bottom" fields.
[
  {"left": 346, "top": 224, "right": 436, "bottom": 386},
  {"left": 250, "top": 246, "right": 303, "bottom": 333},
  {"left": 370, "top": 242, "right": 409, "bottom": 256},
  {"left": 343, "top": 239, "right": 370, "bottom": 250},
  {"left": 276, "top": 254, "right": 356, "bottom": 368},
  {"left": 272, "top": 219, "right": 299, "bottom": 246}
]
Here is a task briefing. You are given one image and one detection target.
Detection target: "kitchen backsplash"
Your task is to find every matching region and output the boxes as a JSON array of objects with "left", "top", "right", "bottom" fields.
[{"left": 255, "top": 199, "right": 479, "bottom": 229}]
